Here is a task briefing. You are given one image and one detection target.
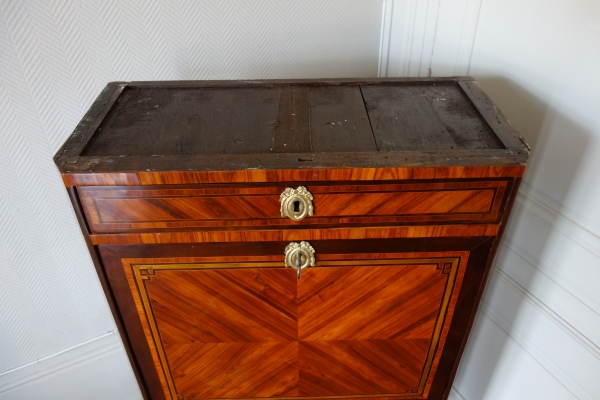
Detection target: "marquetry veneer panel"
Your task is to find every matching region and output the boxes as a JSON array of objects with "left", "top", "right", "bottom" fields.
[{"left": 122, "top": 253, "right": 466, "bottom": 400}]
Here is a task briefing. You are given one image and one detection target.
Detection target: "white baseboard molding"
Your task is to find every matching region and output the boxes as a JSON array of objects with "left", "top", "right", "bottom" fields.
[{"left": 0, "top": 331, "right": 142, "bottom": 400}]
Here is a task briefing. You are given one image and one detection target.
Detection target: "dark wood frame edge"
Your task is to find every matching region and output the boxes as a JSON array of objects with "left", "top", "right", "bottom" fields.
[
  {"left": 67, "top": 187, "right": 151, "bottom": 400},
  {"left": 54, "top": 82, "right": 127, "bottom": 166},
  {"left": 427, "top": 236, "right": 494, "bottom": 400},
  {"left": 56, "top": 150, "right": 528, "bottom": 175},
  {"left": 439, "top": 177, "right": 523, "bottom": 399},
  {"left": 457, "top": 80, "right": 530, "bottom": 154},
  {"left": 128, "top": 76, "right": 476, "bottom": 88}
]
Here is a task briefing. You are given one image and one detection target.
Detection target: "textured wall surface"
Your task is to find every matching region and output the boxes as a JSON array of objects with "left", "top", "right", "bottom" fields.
[
  {"left": 0, "top": 0, "right": 382, "bottom": 376},
  {"left": 381, "top": 0, "right": 600, "bottom": 399}
]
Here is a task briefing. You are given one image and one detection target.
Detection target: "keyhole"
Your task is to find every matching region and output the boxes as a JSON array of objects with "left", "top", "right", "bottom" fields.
[
  {"left": 293, "top": 200, "right": 300, "bottom": 213},
  {"left": 296, "top": 252, "right": 302, "bottom": 280}
]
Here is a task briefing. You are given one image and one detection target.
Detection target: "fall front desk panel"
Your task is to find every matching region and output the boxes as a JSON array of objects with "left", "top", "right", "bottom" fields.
[{"left": 99, "top": 237, "right": 494, "bottom": 400}]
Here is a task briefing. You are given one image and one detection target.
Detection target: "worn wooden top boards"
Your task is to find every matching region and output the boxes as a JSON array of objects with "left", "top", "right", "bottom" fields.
[{"left": 54, "top": 77, "right": 529, "bottom": 186}]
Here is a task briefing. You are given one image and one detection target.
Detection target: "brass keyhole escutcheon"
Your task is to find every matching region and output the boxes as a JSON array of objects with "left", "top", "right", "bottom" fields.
[
  {"left": 280, "top": 186, "right": 314, "bottom": 221},
  {"left": 284, "top": 241, "right": 315, "bottom": 280}
]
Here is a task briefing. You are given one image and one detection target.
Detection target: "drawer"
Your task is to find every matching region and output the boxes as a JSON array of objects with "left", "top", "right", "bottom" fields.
[
  {"left": 99, "top": 237, "right": 494, "bottom": 400},
  {"left": 78, "top": 180, "right": 511, "bottom": 233}
]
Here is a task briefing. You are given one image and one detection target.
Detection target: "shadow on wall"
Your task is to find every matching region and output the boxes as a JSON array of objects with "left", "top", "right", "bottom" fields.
[{"left": 451, "top": 76, "right": 590, "bottom": 399}]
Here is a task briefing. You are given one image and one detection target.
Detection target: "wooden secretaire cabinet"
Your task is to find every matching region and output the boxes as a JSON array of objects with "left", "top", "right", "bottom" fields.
[{"left": 54, "top": 77, "right": 529, "bottom": 400}]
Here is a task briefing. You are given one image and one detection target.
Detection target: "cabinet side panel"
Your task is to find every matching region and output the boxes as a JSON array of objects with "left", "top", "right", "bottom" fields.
[
  {"left": 436, "top": 178, "right": 523, "bottom": 399},
  {"left": 66, "top": 187, "right": 152, "bottom": 400},
  {"left": 99, "top": 247, "right": 167, "bottom": 400}
]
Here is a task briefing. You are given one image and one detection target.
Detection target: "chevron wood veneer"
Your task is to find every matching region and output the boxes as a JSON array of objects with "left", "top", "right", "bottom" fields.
[
  {"left": 55, "top": 78, "right": 528, "bottom": 399},
  {"left": 122, "top": 255, "right": 465, "bottom": 399}
]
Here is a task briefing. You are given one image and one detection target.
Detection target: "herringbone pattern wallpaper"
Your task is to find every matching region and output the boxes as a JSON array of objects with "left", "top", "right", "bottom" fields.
[{"left": 0, "top": 0, "right": 382, "bottom": 373}]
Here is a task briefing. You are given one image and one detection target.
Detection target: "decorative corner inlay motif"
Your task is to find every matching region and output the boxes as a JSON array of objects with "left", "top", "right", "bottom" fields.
[{"left": 140, "top": 268, "right": 156, "bottom": 276}]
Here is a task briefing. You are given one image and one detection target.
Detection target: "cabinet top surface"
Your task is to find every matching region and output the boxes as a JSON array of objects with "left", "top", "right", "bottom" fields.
[{"left": 54, "top": 77, "right": 529, "bottom": 179}]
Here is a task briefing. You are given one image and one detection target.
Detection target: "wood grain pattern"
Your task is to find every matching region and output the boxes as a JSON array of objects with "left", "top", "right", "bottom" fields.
[
  {"left": 271, "top": 86, "right": 311, "bottom": 153},
  {"left": 117, "top": 252, "right": 469, "bottom": 267},
  {"left": 148, "top": 268, "right": 297, "bottom": 343},
  {"left": 90, "top": 224, "right": 500, "bottom": 245},
  {"left": 169, "top": 341, "right": 299, "bottom": 398},
  {"left": 78, "top": 180, "right": 509, "bottom": 233},
  {"left": 298, "top": 339, "right": 429, "bottom": 396},
  {"left": 147, "top": 268, "right": 299, "bottom": 398},
  {"left": 313, "top": 189, "right": 493, "bottom": 216},
  {"left": 61, "top": 165, "right": 525, "bottom": 187},
  {"left": 121, "top": 253, "right": 466, "bottom": 399},
  {"left": 309, "top": 86, "right": 377, "bottom": 152},
  {"left": 434, "top": 178, "right": 522, "bottom": 399},
  {"left": 361, "top": 85, "right": 503, "bottom": 151},
  {"left": 420, "top": 86, "right": 504, "bottom": 150},
  {"left": 457, "top": 80, "right": 529, "bottom": 151},
  {"left": 85, "top": 215, "right": 501, "bottom": 233},
  {"left": 298, "top": 265, "right": 445, "bottom": 341},
  {"left": 99, "top": 239, "right": 492, "bottom": 400},
  {"left": 362, "top": 85, "right": 457, "bottom": 151},
  {"left": 82, "top": 87, "right": 280, "bottom": 156},
  {"left": 60, "top": 161, "right": 526, "bottom": 187}
]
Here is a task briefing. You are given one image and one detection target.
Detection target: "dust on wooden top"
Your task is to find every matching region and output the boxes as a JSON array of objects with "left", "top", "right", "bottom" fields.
[{"left": 54, "top": 77, "right": 529, "bottom": 173}]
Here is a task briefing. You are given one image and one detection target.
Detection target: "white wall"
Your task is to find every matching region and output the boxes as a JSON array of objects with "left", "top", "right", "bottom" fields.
[
  {"left": 381, "top": 0, "right": 600, "bottom": 399},
  {"left": 0, "top": 1, "right": 382, "bottom": 398}
]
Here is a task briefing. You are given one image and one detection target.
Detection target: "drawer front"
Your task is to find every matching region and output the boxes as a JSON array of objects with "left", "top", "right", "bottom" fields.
[
  {"left": 79, "top": 180, "right": 510, "bottom": 233},
  {"left": 100, "top": 238, "right": 492, "bottom": 400}
]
